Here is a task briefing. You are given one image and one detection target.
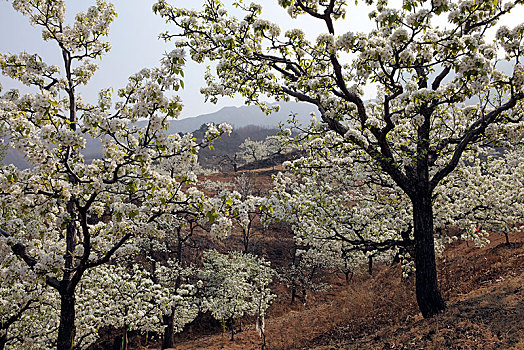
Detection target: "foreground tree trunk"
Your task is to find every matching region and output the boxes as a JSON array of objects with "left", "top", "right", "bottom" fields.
[
  {"left": 0, "top": 334, "right": 7, "bottom": 350},
  {"left": 161, "top": 233, "right": 185, "bottom": 350},
  {"left": 56, "top": 291, "right": 76, "bottom": 350},
  {"left": 122, "top": 323, "right": 128, "bottom": 350},
  {"left": 412, "top": 193, "right": 446, "bottom": 318},
  {"left": 161, "top": 309, "right": 176, "bottom": 349}
]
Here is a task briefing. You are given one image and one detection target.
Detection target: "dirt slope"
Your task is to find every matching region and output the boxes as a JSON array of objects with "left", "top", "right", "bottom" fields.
[
  {"left": 311, "top": 260, "right": 524, "bottom": 350},
  {"left": 160, "top": 231, "right": 523, "bottom": 350}
]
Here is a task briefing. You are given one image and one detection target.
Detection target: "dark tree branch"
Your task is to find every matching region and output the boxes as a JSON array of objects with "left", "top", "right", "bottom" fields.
[
  {"left": 430, "top": 95, "right": 522, "bottom": 190},
  {"left": 85, "top": 233, "right": 132, "bottom": 269}
]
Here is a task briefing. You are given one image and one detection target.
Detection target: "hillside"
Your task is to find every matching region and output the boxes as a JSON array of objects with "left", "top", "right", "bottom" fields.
[
  {"left": 114, "top": 167, "right": 521, "bottom": 350},
  {"left": 166, "top": 102, "right": 316, "bottom": 134},
  {"left": 160, "top": 220, "right": 524, "bottom": 350}
]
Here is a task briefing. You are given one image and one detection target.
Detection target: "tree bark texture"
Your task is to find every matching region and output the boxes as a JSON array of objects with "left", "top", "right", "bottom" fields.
[
  {"left": 56, "top": 291, "right": 76, "bottom": 350},
  {"left": 412, "top": 194, "right": 446, "bottom": 318},
  {"left": 122, "top": 323, "right": 128, "bottom": 350},
  {"left": 0, "top": 334, "right": 6, "bottom": 350},
  {"left": 162, "top": 234, "right": 184, "bottom": 349},
  {"left": 161, "top": 309, "right": 176, "bottom": 349}
]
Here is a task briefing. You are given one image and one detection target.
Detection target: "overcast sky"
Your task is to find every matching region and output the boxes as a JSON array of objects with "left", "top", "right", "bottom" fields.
[{"left": 0, "top": 0, "right": 522, "bottom": 118}]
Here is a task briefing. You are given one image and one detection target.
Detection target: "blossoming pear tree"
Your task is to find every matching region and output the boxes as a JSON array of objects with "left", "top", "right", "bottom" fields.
[
  {"left": 216, "top": 132, "right": 294, "bottom": 172},
  {"left": 271, "top": 155, "right": 414, "bottom": 297},
  {"left": 238, "top": 138, "right": 268, "bottom": 163},
  {"left": 274, "top": 127, "right": 415, "bottom": 242},
  {"left": 199, "top": 249, "right": 275, "bottom": 341},
  {"left": 0, "top": 1, "right": 231, "bottom": 349},
  {"left": 76, "top": 262, "right": 172, "bottom": 350},
  {"left": 230, "top": 193, "right": 272, "bottom": 253},
  {"left": 203, "top": 176, "right": 281, "bottom": 253},
  {"left": 154, "top": 259, "right": 201, "bottom": 349},
  {"left": 154, "top": 0, "right": 524, "bottom": 317},
  {"left": 238, "top": 134, "right": 295, "bottom": 165},
  {"left": 437, "top": 142, "right": 524, "bottom": 246},
  {"left": 134, "top": 181, "right": 238, "bottom": 349}
]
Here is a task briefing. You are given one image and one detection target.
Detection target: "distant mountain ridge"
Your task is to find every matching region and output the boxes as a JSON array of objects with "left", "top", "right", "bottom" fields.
[
  {"left": 166, "top": 101, "right": 316, "bottom": 134},
  {"left": 4, "top": 102, "right": 317, "bottom": 169}
]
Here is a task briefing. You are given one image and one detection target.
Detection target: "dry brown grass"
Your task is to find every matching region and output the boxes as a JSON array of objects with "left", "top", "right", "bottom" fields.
[{"left": 307, "top": 231, "right": 524, "bottom": 350}]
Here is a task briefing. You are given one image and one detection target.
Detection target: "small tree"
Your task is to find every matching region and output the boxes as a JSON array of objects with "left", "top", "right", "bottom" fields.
[
  {"left": 238, "top": 137, "right": 267, "bottom": 164},
  {"left": 155, "top": 0, "right": 524, "bottom": 317},
  {"left": 238, "top": 134, "right": 296, "bottom": 167},
  {"left": 230, "top": 194, "right": 272, "bottom": 253},
  {"left": 155, "top": 259, "right": 200, "bottom": 348},
  {"left": 279, "top": 244, "right": 334, "bottom": 304},
  {"left": 199, "top": 250, "right": 275, "bottom": 341}
]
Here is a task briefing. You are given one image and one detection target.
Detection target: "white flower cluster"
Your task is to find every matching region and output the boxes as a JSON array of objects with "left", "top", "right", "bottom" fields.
[
  {"left": 51, "top": 1, "right": 115, "bottom": 55},
  {"left": 405, "top": 9, "right": 431, "bottom": 27},
  {"left": 389, "top": 28, "right": 409, "bottom": 45},
  {"left": 210, "top": 216, "right": 233, "bottom": 239},
  {"left": 253, "top": 18, "right": 280, "bottom": 37},
  {"left": 316, "top": 33, "right": 336, "bottom": 53},
  {"left": 0, "top": 52, "right": 60, "bottom": 89},
  {"left": 205, "top": 122, "right": 232, "bottom": 141}
]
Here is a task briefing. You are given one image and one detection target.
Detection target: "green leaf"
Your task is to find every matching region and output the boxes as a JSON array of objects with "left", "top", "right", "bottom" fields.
[
  {"left": 6, "top": 174, "right": 17, "bottom": 183},
  {"left": 127, "top": 181, "right": 137, "bottom": 193},
  {"left": 207, "top": 211, "right": 217, "bottom": 224}
]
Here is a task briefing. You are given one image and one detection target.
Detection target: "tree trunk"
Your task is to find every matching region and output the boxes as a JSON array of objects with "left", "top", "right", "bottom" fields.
[
  {"left": 122, "top": 324, "right": 128, "bottom": 350},
  {"left": 230, "top": 318, "right": 235, "bottom": 341},
  {"left": 0, "top": 333, "right": 7, "bottom": 350},
  {"left": 161, "top": 309, "right": 176, "bottom": 349},
  {"left": 290, "top": 244, "right": 297, "bottom": 303},
  {"left": 56, "top": 291, "right": 76, "bottom": 350},
  {"left": 162, "top": 235, "right": 184, "bottom": 349},
  {"left": 260, "top": 328, "right": 266, "bottom": 350},
  {"left": 412, "top": 194, "right": 446, "bottom": 318},
  {"left": 344, "top": 269, "right": 353, "bottom": 284},
  {"left": 242, "top": 228, "right": 249, "bottom": 253}
]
